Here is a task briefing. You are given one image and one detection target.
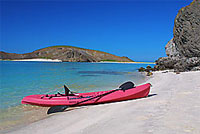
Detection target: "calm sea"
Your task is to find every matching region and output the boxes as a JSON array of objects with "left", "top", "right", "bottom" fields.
[{"left": 0, "top": 61, "right": 153, "bottom": 131}]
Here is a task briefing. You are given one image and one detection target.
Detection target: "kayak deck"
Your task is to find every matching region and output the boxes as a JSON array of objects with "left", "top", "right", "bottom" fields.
[{"left": 22, "top": 83, "right": 151, "bottom": 107}]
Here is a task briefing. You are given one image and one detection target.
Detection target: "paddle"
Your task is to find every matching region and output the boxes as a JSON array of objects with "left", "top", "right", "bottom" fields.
[{"left": 47, "top": 81, "right": 135, "bottom": 114}]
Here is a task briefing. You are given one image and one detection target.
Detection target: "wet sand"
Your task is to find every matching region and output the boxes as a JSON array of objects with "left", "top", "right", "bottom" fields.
[
  {"left": 3, "top": 71, "right": 200, "bottom": 134},
  {"left": 0, "top": 105, "right": 49, "bottom": 133}
]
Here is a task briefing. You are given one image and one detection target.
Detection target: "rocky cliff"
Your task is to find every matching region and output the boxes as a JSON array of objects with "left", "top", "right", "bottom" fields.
[
  {"left": 0, "top": 46, "right": 133, "bottom": 62},
  {"left": 156, "top": 0, "right": 200, "bottom": 71}
]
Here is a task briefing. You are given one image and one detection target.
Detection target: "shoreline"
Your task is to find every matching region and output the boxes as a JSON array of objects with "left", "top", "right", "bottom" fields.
[
  {"left": 0, "top": 61, "right": 149, "bottom": 133},
  {"left": 0, "top": 105, "right": 49, "bottom": 133},
  {"left": 0, "top": 59, "right": 155, "bottom": 64},
  {"left": 3, "top": 70, "right": 200, "bottom": 134},
  {"left": 98, "top": 61, "right": 155, "bottom": 64},
  {"left": 1, "top": 59, "right": 62, "bottom": 62}
]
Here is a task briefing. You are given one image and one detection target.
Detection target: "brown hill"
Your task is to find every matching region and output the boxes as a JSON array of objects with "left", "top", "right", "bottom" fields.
[{"left": 0, "top": 46, "right": 133, "bottom": 62}]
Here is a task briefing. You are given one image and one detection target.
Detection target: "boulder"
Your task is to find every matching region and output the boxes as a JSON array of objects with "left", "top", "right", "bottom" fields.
[
  {"left": 146, "top": 72, "right": 153, "bottom": 76},
  {"left": 138, "top": 67, "right": 146, "bottom": 72},
  {"left": 156, "top": 0, "right": 200, "bottom": 72},
  {"left": 165, "top": 39, "right": 181, "bottom": 57},
  {"left": 173, "top": 0, "right": 200, "bottom": 58}
]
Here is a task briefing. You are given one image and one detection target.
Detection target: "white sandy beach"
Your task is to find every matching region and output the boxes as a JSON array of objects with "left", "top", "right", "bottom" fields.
[
  {"left": 11, "top": 59, "right": 62, "bottom": 62},
  {"left": 4, "top": 71, "right": 200, "bottom": 134},
  {"left": 2, "top": 59, "right": 155, "bottom": 64},
  {"left": 98, "top": 61, "right": 155, "bottom": 64}
]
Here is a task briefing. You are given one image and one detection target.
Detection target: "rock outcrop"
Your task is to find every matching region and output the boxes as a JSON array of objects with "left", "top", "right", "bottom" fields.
[
  {"left": 0, "top": 46, "right": 133, "bottom": 62},
  {"left": 156, "top": 0, "right": 200, "bottom": 71}
]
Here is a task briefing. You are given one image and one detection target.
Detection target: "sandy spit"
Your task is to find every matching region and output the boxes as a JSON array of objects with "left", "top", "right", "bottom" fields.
[
  {"left": 4, "top": 71, "right": 200, "bottom": 134},
  {"left": 98, "top": 61, "right": 155, "bottom": 64},
  {"left": 11, "top": 59, "right": 62, "bottom": 62}
]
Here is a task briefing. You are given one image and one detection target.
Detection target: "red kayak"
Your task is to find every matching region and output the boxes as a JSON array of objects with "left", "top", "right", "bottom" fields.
[{"left": 22, "top": 83, "right": 151, "bottom": 107}]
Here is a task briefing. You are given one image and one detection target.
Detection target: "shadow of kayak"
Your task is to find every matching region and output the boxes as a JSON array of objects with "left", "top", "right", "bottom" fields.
[{"left": 61, "top": 93, "right": 157, "bottom": 113}]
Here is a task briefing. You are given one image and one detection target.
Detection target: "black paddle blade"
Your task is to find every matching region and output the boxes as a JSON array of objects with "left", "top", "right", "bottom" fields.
[
  {"left": 47, "top": 105, "right": 69, "bottom": 114},
  {"left": 119, "top": 81, "right": 135, "bottom": 91}
]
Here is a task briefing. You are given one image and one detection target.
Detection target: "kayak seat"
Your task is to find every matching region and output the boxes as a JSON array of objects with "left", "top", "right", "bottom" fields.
[
  {"left": 119, "top": 81, "right": 135, "bottom": 91},
  {"left": 64, "top": 85, "right": 79, "bottom": 96},
  {"left": 64, "top": 85, "right": 70, "bottom": 96}
]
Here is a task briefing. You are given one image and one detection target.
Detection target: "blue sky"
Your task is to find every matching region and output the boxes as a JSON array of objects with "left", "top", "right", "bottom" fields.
[{"left": 1, "top": 0, "right": 192, "bottom": 61}]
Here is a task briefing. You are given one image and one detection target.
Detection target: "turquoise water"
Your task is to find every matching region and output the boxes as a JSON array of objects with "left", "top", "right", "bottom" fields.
[
  {"left": 0, "top": 61, "right": 153, "bottom": 109},
  {"left": 0, "top": 61, "right": 153, "bottom": 130}
]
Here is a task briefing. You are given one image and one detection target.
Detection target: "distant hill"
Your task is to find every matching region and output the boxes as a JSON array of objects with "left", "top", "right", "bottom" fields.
[{"left": 0, "top": 46, "right": 133, "bottom": 62}]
